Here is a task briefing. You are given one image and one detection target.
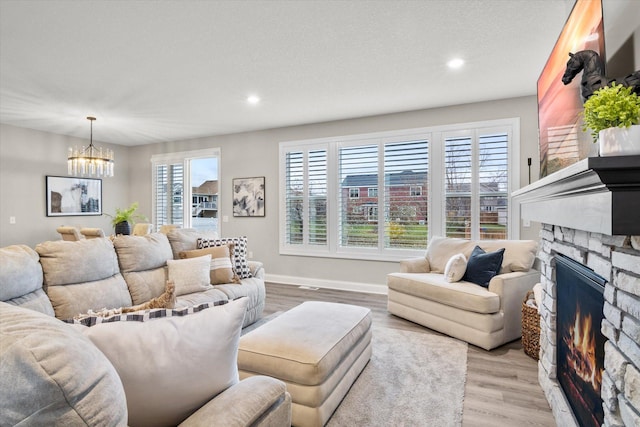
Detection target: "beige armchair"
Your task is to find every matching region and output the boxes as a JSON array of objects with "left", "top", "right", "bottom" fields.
[
  {"left": 387, "top": 236, "right": 539, "bottom": 350},
  {"left": 56, "top": 226, "right": 83, "bottom": 241},
  {"left": 80, "top": 228, "right": 106, "bottom": 239},
  {"left": 132, "top": 223, "right": 153, "bottom": 236}
]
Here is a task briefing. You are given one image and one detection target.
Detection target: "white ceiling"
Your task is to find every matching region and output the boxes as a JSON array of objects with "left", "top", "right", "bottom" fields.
[{"left": 0, "top": 0, "right": 572, "bottom": 146}]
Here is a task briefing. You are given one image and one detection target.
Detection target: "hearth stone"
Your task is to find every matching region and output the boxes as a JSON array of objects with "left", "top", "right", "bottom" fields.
[{"left": 537, "top": 223, "right": 640, "bottom": 427}]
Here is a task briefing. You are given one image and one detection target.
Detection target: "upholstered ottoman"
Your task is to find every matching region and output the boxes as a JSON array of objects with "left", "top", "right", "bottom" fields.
[{"left": 238, "top": 301, "right": 372, "bottom": 427}]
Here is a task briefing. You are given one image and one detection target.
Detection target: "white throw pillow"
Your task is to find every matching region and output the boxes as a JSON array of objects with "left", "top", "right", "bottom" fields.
[
  {"left": 167, "top": 255, "right": 213, "bottom": 296},
  {"left": 83, "top": 298, "right": 248, "bottom": 427},
  {"left": 444, "top": 253, "right": 468, "bottom": 283}
]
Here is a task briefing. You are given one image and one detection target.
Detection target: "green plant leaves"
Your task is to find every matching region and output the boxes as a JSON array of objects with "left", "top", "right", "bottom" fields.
[{"left": 582, "top": 83, "right": 640, "bottom": 143}]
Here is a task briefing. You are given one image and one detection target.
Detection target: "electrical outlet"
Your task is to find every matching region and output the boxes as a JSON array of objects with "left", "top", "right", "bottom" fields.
[
  {"left": 9, "top": 216, "right": 16, "bottom": 224},
  {"left": 222, "top": 215, "right": 229, "bottom": 222},
  {"left": 248, "top": 251, "right": 254, "bottom": 259}
]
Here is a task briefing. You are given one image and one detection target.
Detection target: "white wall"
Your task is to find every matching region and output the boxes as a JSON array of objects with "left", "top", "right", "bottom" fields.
[
  {"left": 0, "top": 124, "right": 131, "bottom": 247},
  {"left": 128, "top": 95, "right": 540, "bottom": 292}
]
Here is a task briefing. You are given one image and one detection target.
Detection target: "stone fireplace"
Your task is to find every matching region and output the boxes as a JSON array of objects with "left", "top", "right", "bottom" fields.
[{"left": 513, "top": 156, "right": 640, "bottom": 427}]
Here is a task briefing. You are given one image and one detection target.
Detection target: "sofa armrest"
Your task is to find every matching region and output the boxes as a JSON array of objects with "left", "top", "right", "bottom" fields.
[
  {"left": 248, "top": 261, "right": 265, "bottom": 279},
  {"left": 488, "top": 269, "right": 540, "bottom": 341},
  {"left": 179, "top": 376, "right": 290, "bottom": 427},
  {"left": 399, "top": 257, "right": 430, "bottom": 273}
]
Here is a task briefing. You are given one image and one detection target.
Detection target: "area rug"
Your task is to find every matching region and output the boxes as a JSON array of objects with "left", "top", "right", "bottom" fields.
[{"left": 326, "top": 326, "right": 468, "bottom": 427}]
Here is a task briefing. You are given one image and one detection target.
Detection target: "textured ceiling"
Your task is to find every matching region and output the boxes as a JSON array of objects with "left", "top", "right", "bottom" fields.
[{"left": 0, "top": 0, "right": 573, "bottom": 146}]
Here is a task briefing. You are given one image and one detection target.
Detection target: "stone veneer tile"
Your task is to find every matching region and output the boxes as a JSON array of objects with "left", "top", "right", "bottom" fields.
[
  {"left": 618, "top": 291, "right": 640, "bottom": 320},
  {"left": 604, "top": 408, "right": 626, "bottom": 427},
  {"left": 604, "top": 301, "right": 623, "bottom": 329},
  {"left": 631, "top": 236, "right": 640, "bottom": 251},
  {"left": 605, "top": 341, "right": 628, "bottom": 390},
  {"left": 602, "top": 318, "right": 619, "bottom": 342},
  {"left": 602, "top": 371, "right": 620, "bottom": 411},
  {"left": 619, "top": 333, "right": 640, "bottom": 368},
  {"left": 625, "top": 364, "right": 640, "bottom": 412},
  {"left": 612, "top": 251, "right": 640, "bottom": 276},
  {"left": 602, "top": 235, "right": 629, "bottom": 247},
  {"left": 618, "top": 395, "right": 640, "bottom": 427},
  {"left": 573, "top": 229, "right": 589, "bottom": 248},
  {"left": 604, "top": 284, "right": 616, "bottom": 305},
  {"left": 587, "top": 253, "right": 613, "bottom": 282},
  {"left": 622, "top": 315, "right": 640, "bottom": 344},
  {"left": 615, "top": 271, "right": 640, "bottom": 298},
  {"left": 550, "top": 240, "right": 585, "bottom": 264}
]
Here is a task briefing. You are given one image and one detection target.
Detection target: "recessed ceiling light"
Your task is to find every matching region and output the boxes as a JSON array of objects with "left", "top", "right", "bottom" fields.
[
  {"left": 247, "top": 95, "right": 260, "bottom": 105},
  {"left": 447, "top": 58, "right": 465, "bottom": 69}
]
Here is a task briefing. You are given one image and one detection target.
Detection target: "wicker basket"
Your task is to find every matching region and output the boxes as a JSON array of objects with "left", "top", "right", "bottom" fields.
[{"left": 522, "top": 290, "right": 540, "bottom": 360}]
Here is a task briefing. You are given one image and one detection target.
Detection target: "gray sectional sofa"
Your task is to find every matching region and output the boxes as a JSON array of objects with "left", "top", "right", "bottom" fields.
[{"left": 0, "top": 229, "right": 291, "bottom": 427}]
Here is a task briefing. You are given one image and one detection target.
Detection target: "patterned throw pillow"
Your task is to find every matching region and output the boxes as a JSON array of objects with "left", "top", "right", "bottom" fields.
[
  {"left": 197, "top": 236, "right": 252, "bottom": 279},
  {"left": 65, "top": 301, "right": 227, "bottom": 327},
  {"left": 178, "top": 244, "right": 240, "bottom": 285}
]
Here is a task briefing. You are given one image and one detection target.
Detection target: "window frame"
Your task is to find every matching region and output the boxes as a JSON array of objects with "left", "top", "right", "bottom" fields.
[
  {"left": 151, "top": 148, "right": 221, "bottom": 232},
  {"left": 279, "top": 118, "right": 520, "bottom": 261}
]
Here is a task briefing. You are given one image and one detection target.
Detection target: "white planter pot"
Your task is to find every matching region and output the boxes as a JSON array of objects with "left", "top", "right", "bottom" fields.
[{"left": 598, "top": 125, "right": 640, "bottom": 157}]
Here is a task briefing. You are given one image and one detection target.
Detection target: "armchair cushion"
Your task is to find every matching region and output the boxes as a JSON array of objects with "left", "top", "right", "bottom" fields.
[{"left": 462, "top": 246, "right": 505, "bottom": 287}]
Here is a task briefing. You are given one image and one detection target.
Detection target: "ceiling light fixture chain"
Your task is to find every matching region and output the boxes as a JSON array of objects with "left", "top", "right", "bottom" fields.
[{"left": 67, "top": 116, "right": 114, "bottom": 178}]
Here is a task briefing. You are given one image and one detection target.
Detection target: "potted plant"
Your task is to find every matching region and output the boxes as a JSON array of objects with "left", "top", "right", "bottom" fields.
[
  {"left": 582, "top": 82, "right": 640, "bottom": 156},
  {"left": 106, "top": 202, "right": 147, "bottom": 235}
]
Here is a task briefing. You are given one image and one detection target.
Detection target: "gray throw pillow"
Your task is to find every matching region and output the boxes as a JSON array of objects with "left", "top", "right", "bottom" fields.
[{"left": 462, "top": 245, "right": 505, "bottom": 287}]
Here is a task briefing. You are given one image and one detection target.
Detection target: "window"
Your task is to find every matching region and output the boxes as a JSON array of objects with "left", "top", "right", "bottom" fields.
[
  {"left": 280, "top": 119, "right": 518, "bottom": 260},
  {"left": 152, "top": 148, "right": 220, "bottom": 233}
]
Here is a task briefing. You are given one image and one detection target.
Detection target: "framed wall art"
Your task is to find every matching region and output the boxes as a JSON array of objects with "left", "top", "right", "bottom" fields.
[
  {"left": 46, "top": 175, "right": 102, "bottom": 216},
  {"left": 232, "top": 176, "right": 265, "bottom": 217}
]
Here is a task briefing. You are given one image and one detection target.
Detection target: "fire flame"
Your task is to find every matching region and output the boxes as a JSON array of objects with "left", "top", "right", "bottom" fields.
[{"left": 564, "top": 303, "right": 602, "bottom": 390}]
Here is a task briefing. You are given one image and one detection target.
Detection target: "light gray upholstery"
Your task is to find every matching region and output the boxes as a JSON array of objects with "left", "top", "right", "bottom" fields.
[
  {"left": 387, "top": 237, "right": 540, "bottom": 350},
  {"left": 36, "top": 239, "right": 132, "bottom": 319},
  {"left": 0, "top": 302, "right": 128, "bottom": 426},
  {"left": 0, "top": 245, "right": 55, "bottom": 316}
]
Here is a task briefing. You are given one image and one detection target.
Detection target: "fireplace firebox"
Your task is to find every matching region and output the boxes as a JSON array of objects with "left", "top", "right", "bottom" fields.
[{"left": 556, "top": 254, "right": 607, "bottom": 427}]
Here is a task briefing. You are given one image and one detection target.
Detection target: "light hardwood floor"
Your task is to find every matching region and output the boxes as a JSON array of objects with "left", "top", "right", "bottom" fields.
[{"left": 263, "top": 282, "right": 556, "bottom": 427}]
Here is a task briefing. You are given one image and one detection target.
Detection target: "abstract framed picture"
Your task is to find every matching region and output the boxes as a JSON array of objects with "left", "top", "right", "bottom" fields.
[
  {"left": 46, "top": 176, "right": 102, "bottom": 216},
  {"left": 232, "top": 176, "right": 265, "bottom": 217}
]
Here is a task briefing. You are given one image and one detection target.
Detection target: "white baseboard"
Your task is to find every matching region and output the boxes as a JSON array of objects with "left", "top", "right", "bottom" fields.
[{"left": 264, "top": 273, "right": 388, "bottom": 295}]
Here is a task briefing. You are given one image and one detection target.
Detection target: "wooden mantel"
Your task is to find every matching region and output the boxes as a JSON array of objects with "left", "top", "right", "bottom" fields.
[{"left": 512, "top": 156, "right": 640, "bottom": 235}]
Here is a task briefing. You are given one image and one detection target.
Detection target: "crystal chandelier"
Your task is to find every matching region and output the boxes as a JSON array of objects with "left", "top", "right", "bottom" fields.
[{"left": 67, "top": 116, "right": 114, "bottom": 177}]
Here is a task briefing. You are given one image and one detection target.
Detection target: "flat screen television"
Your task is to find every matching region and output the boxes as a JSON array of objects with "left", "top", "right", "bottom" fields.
[{"left": 537, "top": 0, "right": 605, "bottom": 178}]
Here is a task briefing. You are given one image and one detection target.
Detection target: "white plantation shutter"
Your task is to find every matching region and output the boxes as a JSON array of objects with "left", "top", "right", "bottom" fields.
[
  {"left": 445, "top": 136, "right": 472, "bottom": 238},
  {"left": 339, "top": 144, "right": 378, "bottom": 248},
  {"left": 283, "top": 148, "right": 328, "bottom": 248},
  {"left": 153, "top": 163, "right": 184, "bottom": 230},
  {"left": 478, "top": 133, "right": 508, "bottom": 239},
  {"left": 444, "top": 132, "right": 509, "bottom": 240},
  {"left": 279, "top": 119, "right": 517, "bottom": 260},
  {"left": 384, "top": 140, "right": 428, "bottom": 249}
]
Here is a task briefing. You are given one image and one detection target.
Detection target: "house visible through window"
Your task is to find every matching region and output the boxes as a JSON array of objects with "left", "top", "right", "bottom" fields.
[{"left": 279, "top": 119, "right": 518, "bottom": 260}]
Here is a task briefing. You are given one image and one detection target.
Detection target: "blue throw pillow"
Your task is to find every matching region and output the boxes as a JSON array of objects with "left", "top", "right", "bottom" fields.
[{"left": 462, "top": 245, "right": 505, "bottom": 287}]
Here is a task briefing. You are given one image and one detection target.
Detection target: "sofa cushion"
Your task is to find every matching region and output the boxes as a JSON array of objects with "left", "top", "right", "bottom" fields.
[
  {"left": 179, "top": 245, "right": 240, "bottom": 285},
  {"left": 197, "top": 236, "right": 252, "bottom": 279},
  {"left": 462, "top": 246, "right": 505, "bottom": 287},
  {"left": 113, "top": 233, "right": 173, "bottom": 273},
  {"left": 0, "top": 245, "right": 54, "bottom": 316},
  {"left": 0, "top": 302, "right": 127, "bottom": 426},
  {"left": 36, "top": 239, "right": 132, "bottom": 320},
  {"left": 387, "top": 272, "right": 500, "bottom": 314},
  {"left": 444, "top": 253, "right": 467, "bottom": 283},
  {"left": 83, "top": 298, "right": 247, "bottom": 427},
  {"left": 425, "top": 236, "right": 538, "bottom": 274},
  {"left": 425, "top": 236, "right": 475, "bottom": 273},
  {"left": 167, "top": 255, "right": 214, "bottom": 296},
  {"left": 166, "top": 228, "right": 219, "bottom": 260}
]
